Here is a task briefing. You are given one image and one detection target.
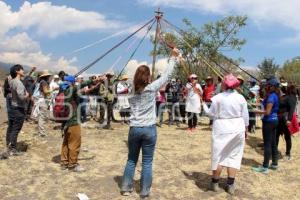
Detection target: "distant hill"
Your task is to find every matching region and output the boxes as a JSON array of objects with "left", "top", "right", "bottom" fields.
[{"left": 0, "top": 61, "right": 30, "bottom": 82}]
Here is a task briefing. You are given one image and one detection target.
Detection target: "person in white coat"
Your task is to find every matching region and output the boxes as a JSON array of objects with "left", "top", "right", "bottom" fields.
[
  {"left": 203, "top": 74, "right": 249, "bottom": 195},
  {"left": 185, "top": 74, "right": 202, "bottom": 132},
  {"left": 117, "top": 75, "right": 131, "bottom": 124}
]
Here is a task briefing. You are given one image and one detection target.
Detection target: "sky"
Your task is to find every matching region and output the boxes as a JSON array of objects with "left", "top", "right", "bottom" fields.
[{"left": 0, "top": 0, "right": 300, "bottom": 77}]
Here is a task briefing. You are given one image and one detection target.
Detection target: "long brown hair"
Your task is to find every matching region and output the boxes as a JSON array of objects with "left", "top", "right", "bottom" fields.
[{"left": 134, "top": 65, "right": 151, "bottom": 94}]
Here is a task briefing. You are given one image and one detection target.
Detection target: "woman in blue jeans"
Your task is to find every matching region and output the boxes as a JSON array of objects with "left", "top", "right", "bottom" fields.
[
  {"left": 121, "top": 48, "right": 180, "bottom": 198},
  {"left": 253, "top": 78, "right": 280, "bottom": 174}
]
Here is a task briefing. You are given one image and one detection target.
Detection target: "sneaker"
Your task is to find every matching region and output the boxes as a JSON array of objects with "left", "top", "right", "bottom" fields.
[
  {"left": 60, "top": 165, "right": 68, "bottom": 170},
  {"left": 140, "top": 194, "right": 150, "bottom": 199},
  {"left": 252, "top": 166, "right": 269, "bottom": 174},
  {"left": 269, "top": 164, "right": 278, "bottom": 170},
  {"left": 225, "top": 184, "right": 236, "bottom": 195},
  {"left": 103, "top": 125, "right": 113, "bottom": 130},
  {"left": 284, "top": 155, "right": 291, "bottom": 161},
  {"left": 8, "top": 148, "right": 23, "bottom": 156},
  {"left": 70, "top": 165, "right": 85, "bottom": 172},
  {"left": 121, "top": 191, "right": 131, "bottom": 196},
  {"left": 209, "top": 182, "right": 220, "bottom": 192}
]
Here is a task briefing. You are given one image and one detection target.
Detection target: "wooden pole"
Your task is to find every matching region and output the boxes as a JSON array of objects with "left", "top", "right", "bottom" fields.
[{"left": 151, "top": 8, "right": 163, "bottom": 80}]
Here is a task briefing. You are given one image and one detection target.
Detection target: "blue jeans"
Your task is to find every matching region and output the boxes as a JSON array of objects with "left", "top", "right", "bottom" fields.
[{"left": 121, "top": 125, "right": 157, "bottom": 196}]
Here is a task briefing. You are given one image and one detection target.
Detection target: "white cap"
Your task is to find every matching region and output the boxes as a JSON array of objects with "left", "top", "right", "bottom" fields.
[
  {"left": 53, "top": 75, "right": 59, "bottom": 79},
  {"left": 189, "top": 74, "right": 198, "bottom": 79}
]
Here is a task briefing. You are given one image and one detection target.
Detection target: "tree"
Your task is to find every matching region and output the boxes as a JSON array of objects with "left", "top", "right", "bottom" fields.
[
  {"left": 152, "top": 15, "right": 247, "bottom": 81},
  {"left": 280, "top": 57, "right": 300, "bottom": 85},
  {"left": 257, "top": 58, "right": 279, "bottom": 79}
]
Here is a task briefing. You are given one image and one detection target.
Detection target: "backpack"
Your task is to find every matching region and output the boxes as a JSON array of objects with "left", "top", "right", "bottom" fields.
[{"left": 53, "top": 91, "right": 70, "bottom": 123}]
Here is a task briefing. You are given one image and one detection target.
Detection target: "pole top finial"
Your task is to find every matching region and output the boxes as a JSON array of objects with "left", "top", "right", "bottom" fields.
[{"left": 155, "top": 7, "right": 163, "bottom": 19}]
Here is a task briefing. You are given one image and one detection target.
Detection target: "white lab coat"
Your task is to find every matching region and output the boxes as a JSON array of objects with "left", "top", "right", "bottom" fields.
[
  {"left": 185, "top": 83, "right": 202, "bottom": 114},
  {"left": 203, "top": 90, "right": 249, "bottom": 170},
  {"left": 117, "top": 82, "right": 130, "bottom": 109}
]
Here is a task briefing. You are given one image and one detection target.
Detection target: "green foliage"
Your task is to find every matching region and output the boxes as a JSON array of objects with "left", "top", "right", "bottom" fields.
[
  {"left": 153, "top": 15, "right": 247, "bottom": 81},
  {"left": 280, "top": 57, "right": 300, "bottom": 85},
  {"left": 257, "top": 58, "right": 279, "bottom": 79}
]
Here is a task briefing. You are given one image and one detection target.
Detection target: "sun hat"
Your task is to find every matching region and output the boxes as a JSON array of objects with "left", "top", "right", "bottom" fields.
[
  {"left": 223, "top": 74, "right": 240, "bottom": 89},
  {"left": 121, "top": 74, "right": 129, "bottom": 80},
  {"left": 39, "top": 70, "right": 52, "bottom": 78},
  {"left": 236, "top": 75, "right": 244, "bottom": 82},
  {"left": 189, "top": 74, "right": 198, "bottom": 79}
]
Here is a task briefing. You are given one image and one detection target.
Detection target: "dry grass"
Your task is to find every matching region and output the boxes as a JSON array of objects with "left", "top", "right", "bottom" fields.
[{"left": 0, "top": 118, "right": 299, "bottom": 200}]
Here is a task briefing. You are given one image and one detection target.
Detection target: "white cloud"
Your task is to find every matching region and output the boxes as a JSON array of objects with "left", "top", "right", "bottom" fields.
[
  {"left": 126, "top": 58, "right": 169, "bottom": 78},
  {"left": 0, "top": 1, "right": 125, "bottom": 74},
  {"left": 0, "top": 51, "right": 78, "bottom": 74},
  {"left": 138, "top": 0, "right": 300, "bottom": 42},
  {"left": 0, "top": 1, "right": 121, "bottom": 38},
  {"left": 0, "top": 32, "right": 40, "bottom": 53}
]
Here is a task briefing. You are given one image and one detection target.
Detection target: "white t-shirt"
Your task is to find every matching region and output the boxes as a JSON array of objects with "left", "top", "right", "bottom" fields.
[
  {"left": 50, "top": 81, "right": 59, "bottom": 92},
  {"left": 185, "top": 82, "right": 202, "bottom": 113}
]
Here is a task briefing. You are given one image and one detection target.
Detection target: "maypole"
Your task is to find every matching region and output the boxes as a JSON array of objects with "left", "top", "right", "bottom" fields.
[{"left": 151, "top": 8, "right": 163, "bottom": 80}]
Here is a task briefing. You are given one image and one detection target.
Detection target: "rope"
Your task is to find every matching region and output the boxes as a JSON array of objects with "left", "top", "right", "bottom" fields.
[
  {"left": 114, "top": 20, "right": 156, "bottom": 82},
  {"left": 75, "top": 17, "right": 155, "bottom": 77},
  {"left": 161, "top": 19, "right": 224, "bottom": 78},
  {"left": 163, "top": 19, "right": 259, "bottom": 82}
]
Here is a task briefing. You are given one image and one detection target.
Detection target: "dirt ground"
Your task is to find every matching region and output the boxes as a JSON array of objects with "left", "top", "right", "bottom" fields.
[{"left": 0, "top": 117, "right": 299, "bottom": 200}]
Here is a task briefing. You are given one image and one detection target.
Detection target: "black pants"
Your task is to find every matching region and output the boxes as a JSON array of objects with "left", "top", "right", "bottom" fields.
[
  {"left": 106, "top": 101, "right": 113, "bottom": 126},
  {"left": 179, "top": 102, "right": 186, "bottom": 123},
  {"left": 262, "top": 121, "right": 278, "bottom": 168},
  {"left": 276, "top": 117, "right": 292, "bottom": 156},
  {"left": 187, "top": 112, "right": 197, "bottom": 129},
  {"left": 6, "top": 106, "right": 26, "bottom": 149},
  {"left": 248, "top": 112, "right": 256, "bottom": 132}
]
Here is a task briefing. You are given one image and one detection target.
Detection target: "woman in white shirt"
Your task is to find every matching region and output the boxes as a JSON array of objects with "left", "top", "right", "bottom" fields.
[
  {"left": 185, "top": 74, "right": 202, "bottom": 132},
  {"left": 203, "top": 74, "right": 249, "bottom": 195}
]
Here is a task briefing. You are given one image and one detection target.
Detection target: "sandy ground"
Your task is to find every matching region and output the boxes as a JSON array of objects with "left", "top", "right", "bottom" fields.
[{"left": 0, "top": 117, "right": 299, "bottom": 200}]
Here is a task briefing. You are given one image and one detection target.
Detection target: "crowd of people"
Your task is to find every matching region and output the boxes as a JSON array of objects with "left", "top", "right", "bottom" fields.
[{"left": 2, "top": 48, "right": 300, "bottom": 197}]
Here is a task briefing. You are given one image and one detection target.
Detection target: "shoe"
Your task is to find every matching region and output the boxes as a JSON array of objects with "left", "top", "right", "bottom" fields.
[
  {"left": 284, "top": 155, "right": 291, "bottom": 161},
  {"left": 70, "top": 165, "right": 85, "bottom": 172},
  {"left": 252, "top": 166, "right": 269, "bottom": 174},
  {"left": 121, "top": 191, "right": 131, "bottom": 196},
  {"left": 8, "top": 148, "right": 23, "bottom": 156},
  {"left": 60, "top": 165, "right": 68, "bottom": 170},
  {"left": 103, "top": 125, "right": 113, "bottom": 130},
  {"left": 140, "top": 194, "right": 150, "bottom": 199},
  {"left": 209, "top": 182, "right": 220, "bottom": 192},
  {"left": 269, "top": 164, "right": 278, "bottom": 170},
  {"left": 176, "top": 122, "right": 180, "bottom": 128},
  {"left": 225, "top": 184, "right": 235, "bottom": 195}
]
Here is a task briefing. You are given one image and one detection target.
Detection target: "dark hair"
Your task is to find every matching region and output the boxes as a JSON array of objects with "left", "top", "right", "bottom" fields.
[
  {"left": 134, "top": 65, "right": 150, "bottom": 94},
  {"left": 281, "top": 86, "right": 287, "bottom": 94},
  {"left": 58, "top": 71, "right": 66, "bottom": 79},
  {"left": 10, "top": 64, "right": 23, "bottom": 78},
  {"left": 287, "top": 84, "right": 297, "bottom": 96}
]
